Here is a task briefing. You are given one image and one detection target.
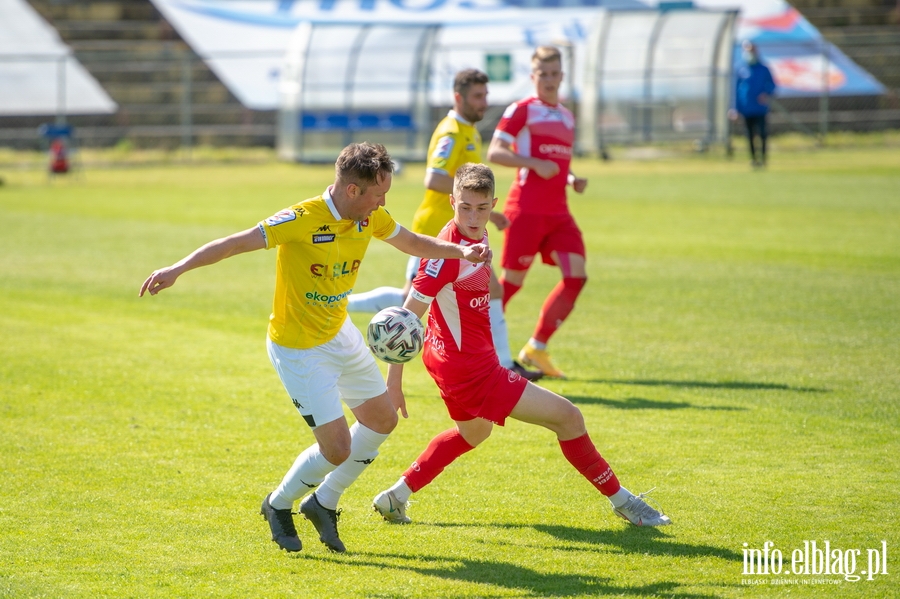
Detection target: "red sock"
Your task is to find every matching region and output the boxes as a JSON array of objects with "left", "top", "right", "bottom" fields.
[
  {"left": 559, "top": 433, "right": 621, "bottom": 496},
  {"left": 403, "top": 429, "right": 475, "bottom": 492},
  {"left": 534, "top": 277, "right": 586, "bottom": 344},
  {"left": 500, "top": 277, "right": 522, "bottom": 310}
]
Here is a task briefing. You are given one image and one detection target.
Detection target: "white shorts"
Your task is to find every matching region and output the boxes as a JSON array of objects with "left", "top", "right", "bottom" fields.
[{"left": 266, "top": 317, "right": 386, "bottom": 429}]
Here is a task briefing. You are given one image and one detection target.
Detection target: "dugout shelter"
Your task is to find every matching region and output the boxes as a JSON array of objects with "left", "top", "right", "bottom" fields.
[{"left": 276, "top": 5, "right": 738, "bottom": 162}]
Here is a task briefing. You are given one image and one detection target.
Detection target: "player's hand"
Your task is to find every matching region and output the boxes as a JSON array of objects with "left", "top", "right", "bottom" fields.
[
  {"left": 572, "top": 177, "right": 588, "bottom": 194},
  {"left": 489, "top": 211, "right": 510, "bottom": 231},
  {"left": 533, "top": 160, "right": 560, "bottom": 180},
  {"left": 139, "top": 267, "right": 179, "bottom": 296},
  {"left": 387, "top": 383, "right": 408, "bottom": 419},
  {"left": 462, "top": 243, "right": 492, "bottom": 265},
  {"left": 728, "top": 108, "right": 738, "bottom": 121}
]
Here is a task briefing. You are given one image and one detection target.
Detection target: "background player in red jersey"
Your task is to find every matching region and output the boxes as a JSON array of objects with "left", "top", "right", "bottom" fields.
[
  {"left": 372, "top": 163, "right": 670, "bottom": 528},
  {"left": 487, "top": 46, "right": 589, "bottom": 379}
]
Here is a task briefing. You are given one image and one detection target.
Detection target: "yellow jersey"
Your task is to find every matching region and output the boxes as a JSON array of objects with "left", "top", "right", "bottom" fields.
[
  {"left": 258, "top": 187, "right": 400, "bottom": 349},
  {"left": 410, "top": 110, "right": 482, "bottom": 237}
]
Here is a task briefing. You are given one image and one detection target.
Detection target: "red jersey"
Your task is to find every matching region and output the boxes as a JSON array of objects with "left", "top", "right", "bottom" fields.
[
  {"left": 410, "top": 222, "right": 497, "bottom": 385},
  {"left": 493, "top": 96, "right": 575, "bottom": 216}
]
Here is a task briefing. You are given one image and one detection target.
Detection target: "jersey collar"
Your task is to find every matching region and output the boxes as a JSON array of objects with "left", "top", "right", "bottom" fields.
[
  {"left": 533, "top": 94, "right": 560, "bottom": 108},
  {"left": 323, "top": 185, "right": 343, "bottom": 221},
  {"left": 449, "top": 109, "right": 472, "bottom": 126}
]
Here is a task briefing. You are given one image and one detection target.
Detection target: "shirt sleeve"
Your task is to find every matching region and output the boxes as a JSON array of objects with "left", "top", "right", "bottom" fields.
[
  {"left": 257, "top": 206, "right": 311, "bottom": 249},
  {"left": 371, "top": 206, "right": 401, "bottom": 241},
  {"left": 493, "top": 101, "right": 527, "bottom": 145},
  {"left": 411, "top": 257, "right": 459, "bottom": 300},
  {"left": 427, "top": 133, "right": 457, "bottom": 177}
]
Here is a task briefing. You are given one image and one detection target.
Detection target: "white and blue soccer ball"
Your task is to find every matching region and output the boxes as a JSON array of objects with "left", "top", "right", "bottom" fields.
[{"left": 366, "top": 307, "right": 424, "bottom": 364}]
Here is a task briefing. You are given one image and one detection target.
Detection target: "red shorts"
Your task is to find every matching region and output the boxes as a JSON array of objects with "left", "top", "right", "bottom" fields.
[
  {"left": 426, "top": 362, "right": 528, "bottom": 426},
  {"left": 501, "top": 211, "right": 585, "bottom": 271}
]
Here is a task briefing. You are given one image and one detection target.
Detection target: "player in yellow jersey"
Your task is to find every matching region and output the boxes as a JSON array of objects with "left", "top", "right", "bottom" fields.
[
  {"left": 347, "top": 70, "right": 542, "bottom": 381},
  {"left": 139, "top": 143, "right": 490, "bottom": 554}
]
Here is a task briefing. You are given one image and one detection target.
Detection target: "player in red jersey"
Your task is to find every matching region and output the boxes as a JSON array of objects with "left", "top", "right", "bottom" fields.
[
  {"left": 487, "top": 46, "right": 589, "bottom": 379},
  {"left": 372, "top": 163, "right": 671, "bottom": 528}
]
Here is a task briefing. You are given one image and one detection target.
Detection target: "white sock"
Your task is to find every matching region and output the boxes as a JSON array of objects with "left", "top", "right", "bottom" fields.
[
  {"left": 608, "top": 486, "right": 633, "bottom": 508},
  {"left": 269, "top": 445, "right": 337, "bottom": 510},
  {"left": 528, "top": 337, "right": 547, "bottom": 351},
  {"left": 317, "top": 422, "right": 390, "bottom": 510},
  {"left": 389, "top": 477, "right": 413, "bottom": 504},
  {"left": 489, "top": 299, "right": 514, "bottom": 368},
  {"left": 346, "top": 287, "right": 406, "bottom": 313}
]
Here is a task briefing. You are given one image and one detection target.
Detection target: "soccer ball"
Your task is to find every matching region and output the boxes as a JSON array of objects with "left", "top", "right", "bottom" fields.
[{"left": 366, "top": 307, "right": 424, "bottom": 364}]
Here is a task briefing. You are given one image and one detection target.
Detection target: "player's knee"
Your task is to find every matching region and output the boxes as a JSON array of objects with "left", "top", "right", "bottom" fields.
[
  {"left": 462, "top": 427, "right": 491, "bottom": 447},
  {"left": 370, "top": 407, "right": 399, "bottom": 435},
  {"left": 564, "top": 276, "right": 587, "bottom": 293},
  {"left": 321, "top": 441, "right": 352, "bottom": 466},
  {"left": 458, "top": 420, "right": 493, "bottom": 447},
  {"left": 557, "top": 401, "right": 586, "bottom": 438},
  {"left": 489, "top": 279, "right": 503, "bottom": 300}
]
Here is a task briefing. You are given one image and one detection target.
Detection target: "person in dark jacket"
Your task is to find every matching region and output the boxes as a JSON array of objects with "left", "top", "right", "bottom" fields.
[{"left": 731, "top": 41, "right": 777, "bottom": 167}]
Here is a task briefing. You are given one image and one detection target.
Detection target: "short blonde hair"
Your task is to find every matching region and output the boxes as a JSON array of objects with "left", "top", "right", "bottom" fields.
[
  {"left": 531, "top": 46, "right": 562, "bottom": 70},
  {"left": 453, "top": 163, "right": 494, "bottom": 199}
]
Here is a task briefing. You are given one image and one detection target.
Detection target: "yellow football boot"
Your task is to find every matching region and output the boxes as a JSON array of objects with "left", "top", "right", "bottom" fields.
[{"left": 518, "top": 342, "right": 566, "bottom": 379}]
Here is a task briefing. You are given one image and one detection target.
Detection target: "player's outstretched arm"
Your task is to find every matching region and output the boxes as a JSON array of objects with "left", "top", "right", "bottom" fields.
[
  {"left": 386, "top": 296, "right": 429, "bottom": 419},
  {"left": 487, "top": 136, "right": 559, "bottom": 180},
  {"left": 139, "top": 226, "right": 266, "bottom": 297},
  {"left": 385, "top": 227, "right": 491, "bottom": 265}
]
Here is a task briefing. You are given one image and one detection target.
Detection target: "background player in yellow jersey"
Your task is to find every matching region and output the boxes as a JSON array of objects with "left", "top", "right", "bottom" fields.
[
  {"left": 139, "top": 142, "right": 490, "bottom": 554},
  {"left": 347, "top": 69, "right": 541, "bottom": 381}
]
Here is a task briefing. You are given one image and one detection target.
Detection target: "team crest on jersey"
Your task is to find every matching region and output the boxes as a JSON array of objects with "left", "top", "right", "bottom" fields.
[
  {"left": 265, "top": 209, "right": 297, "bottom": 226},
  {"left": 433, "top": 136, "right": 454, "bottom": 159},
  {"left": 312, "top": 234, "right": 335, "bottom": 244},
  {"left": 424, "top": 258, "right": 444, "bottom": 278}
]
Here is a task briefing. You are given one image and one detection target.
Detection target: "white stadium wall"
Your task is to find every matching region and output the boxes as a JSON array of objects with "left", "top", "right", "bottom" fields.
[{"left": 276, "top": 7, "right": 737, "bottom": 161}]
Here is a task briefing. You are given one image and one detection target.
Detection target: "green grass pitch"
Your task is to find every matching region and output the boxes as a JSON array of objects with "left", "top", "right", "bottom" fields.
[{"left": 1, "top": 146, "right": 898, "bottom": 598}]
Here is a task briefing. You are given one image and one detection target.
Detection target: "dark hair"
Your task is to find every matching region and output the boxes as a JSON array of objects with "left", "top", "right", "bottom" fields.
[
  {"left": 335, "top": 142, "right": 393, "bottom": 190},
  {"left": 454, "top": 163, "right": 494, "bottom": 198},
  {"left": 454, "top": 69, "right": 489, "bottom": 98}
]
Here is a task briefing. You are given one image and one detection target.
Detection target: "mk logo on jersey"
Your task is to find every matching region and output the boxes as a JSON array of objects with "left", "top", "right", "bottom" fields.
[
  {"left": 425, "top": 258, "right": 444, "bottom": 278},
  {"left": 264, "top": 209, "right": 296, "bottom": 226},
  {"left": 356, "top": 218, "right": 369, "bottom": 232},
  {"left": 312, "top": 234, "right": 336, "bottom": 244},
  {"left": 310, "top": 260, "right": 361, "bottom": 278},
  {"left": 317, "top": 225, "right": 331, "bottom": 232},
  {"left": 434, "top": 136, "right": 454, "bottom": 159}
]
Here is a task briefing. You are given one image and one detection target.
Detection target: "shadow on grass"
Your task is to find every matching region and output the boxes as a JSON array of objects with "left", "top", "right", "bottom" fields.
[
  {"left": 423, "top": 521, "right": 742, "bottom": 563},
  {"left": 298, "top": 549, "right": 723, "bottom": 598},
  {"left": 565, "top": 395, "right": 746, "bottom": 411},
  {"left": 580, "top": 379, "right": 828, "bottom": 393}
]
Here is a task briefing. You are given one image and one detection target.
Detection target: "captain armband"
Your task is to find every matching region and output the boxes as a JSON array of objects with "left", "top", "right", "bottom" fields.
[{"left": 409, "top": 288, "right": 435, "bottom": 305}]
